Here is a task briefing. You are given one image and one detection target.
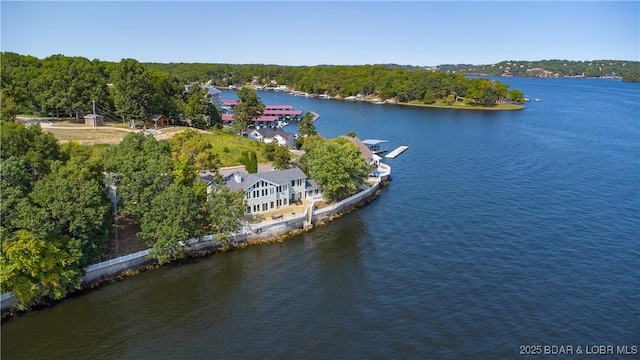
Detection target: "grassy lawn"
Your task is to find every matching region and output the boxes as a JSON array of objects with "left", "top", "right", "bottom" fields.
[
  {"left": 199, "top": 130, "right": 268, "bottom": 167},
  {"left": 44, "top": 128, "right": 131, "bottom": 143},
  {"left": 41, "top": 122, "right": 268, "bottom": 167}
]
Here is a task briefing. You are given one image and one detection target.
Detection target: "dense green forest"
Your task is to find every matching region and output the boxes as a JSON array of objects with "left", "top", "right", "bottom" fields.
[
  {"left": 0, "top": 52, "right": 220, "bottom": 126},
  {"left": 0, "top": 52, "right": 527, "bottom": 119},
  {"left": 0, "top": 121, "right": 246, "bottom": 310},
  {"left": 145, "top": 62, "right": 525, "bottom": 103},
  {"left": 437, "top": 59, "right": 640, "bottom": 82}
]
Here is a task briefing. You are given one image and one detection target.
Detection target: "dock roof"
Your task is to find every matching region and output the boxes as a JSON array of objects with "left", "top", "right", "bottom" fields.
[{"left": 362, "top": 139, "right": 388, "bottom": 145}]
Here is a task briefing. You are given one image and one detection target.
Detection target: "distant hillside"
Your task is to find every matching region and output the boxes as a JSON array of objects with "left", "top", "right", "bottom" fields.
[{"left": 432, "top": 60, "right": 640, "bottom": 82}]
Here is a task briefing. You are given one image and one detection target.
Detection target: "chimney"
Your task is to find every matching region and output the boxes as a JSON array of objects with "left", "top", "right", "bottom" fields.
[{"left": 233, "top": 172, "right": 242, "bottom": 183}]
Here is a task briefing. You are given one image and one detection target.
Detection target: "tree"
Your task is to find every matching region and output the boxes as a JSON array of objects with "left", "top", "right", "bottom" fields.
[
  {"left": 169, "top": 129, "right": 220, "bottom": 186},
  {"left": 239, "top": 150, "right": 258, "bottom": 173},
  {"left": 183, "top": 84, "right": 216, "bottom": 129},
  {"left": 423, "top": 90, "right": 436, "bottom": 104},
  {"left": 508, "top": 89, "right": 525, "bottom": 103},
  {"left": 112, "top": 59, "right": 152, "bottom": 122},
  {"left": 104, "top": 132, "right": 172, "bottom": 219},
  {"left": 0, "top": 230, "right": 83, "bottom": 310},
  {"left": 139, "top": 183, "right": 206, "bottom": 264},
  {"left": 0, "top": 91, "right": 19, "bottom": 121},
  {"left": 0, "top": 157, "right": 32, "bottom": 233},
  {"left": 13, "top": 156, "right": 112, "bottom": 265},
  {"left": 305, "top": 137, "right": 368, "bottom": 200},
  {"left": 263, "top": 141, "right": 277, "bottom": 161},
  {"left": 298, "top": 112, "right": 317, "bottom": 136},
  {"left": 232, "top": 87, "right": 264, "bottom": 136},
  {"left": 148, "top": 69, "right": 183, "bottom": 121},
  {"left": 272, "top": 144, "right": 292, "bottom": 170},
  {"left": 481, "top": 87, "right": 499, "bottom": 106},
  {"left": 0, "top": 52, "right": 42, "bottom": 113},
  {"left": 31, "top": 55, "right": 109, "bottom": 120},
  {"left": 0, "top": 121, "right": 60, "bottom": 179},
  {"left": 205, "top": 184, "right": 246, "bottom": 250}
]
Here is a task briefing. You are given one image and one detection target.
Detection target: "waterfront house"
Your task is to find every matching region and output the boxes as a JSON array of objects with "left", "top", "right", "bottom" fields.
[
  {"left": 248, "top": 127, "right": 296, "bottom": 149},
  {"left": 342, "top": 136, "right": 391, "bottom": 180},
  {"left": 201, "top": 167, "right": 322, "bottom": 215},
  {"left": 342, "top": 136, "right": 382, "bottom": 166}
]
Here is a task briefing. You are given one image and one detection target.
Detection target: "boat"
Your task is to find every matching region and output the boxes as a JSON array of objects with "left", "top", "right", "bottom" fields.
[
  {"left": 535, "top": 98, "right": 540, "bottom": 102},
  {"left": 373, "top": 101, "right": 385, "bottom": 105}
]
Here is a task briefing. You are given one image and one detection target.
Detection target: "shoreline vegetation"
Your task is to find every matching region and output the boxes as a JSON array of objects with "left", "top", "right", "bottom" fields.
[
  {"left": 1, "top": 174, "right": 388, "bottom": 320},
  {"left": 396, "top": 101, "right": 524, "bottom": 111}
]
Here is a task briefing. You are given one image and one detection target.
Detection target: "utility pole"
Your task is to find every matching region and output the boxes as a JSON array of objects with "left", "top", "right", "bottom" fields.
[
  {"left": 110, "top": 173, "right": 120, "bottom": 257},
  {"left": 114, "top": 185, "right": 119, "bottom": 257}
]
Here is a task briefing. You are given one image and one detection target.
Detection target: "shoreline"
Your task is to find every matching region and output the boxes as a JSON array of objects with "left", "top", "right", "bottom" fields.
[
  {"left": 275, "top": 90, "right": 524, "bottom": 111},
  {"left": 392, "top": 101, "right": 525, "bottom": 111},
  {"left": 1, "top": 178, "right": 389, "bottom": 320}
]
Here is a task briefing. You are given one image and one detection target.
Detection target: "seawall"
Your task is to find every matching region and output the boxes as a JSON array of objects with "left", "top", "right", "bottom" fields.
[{"left": 1, "top": 180, "right": 384, "bottom": 316}]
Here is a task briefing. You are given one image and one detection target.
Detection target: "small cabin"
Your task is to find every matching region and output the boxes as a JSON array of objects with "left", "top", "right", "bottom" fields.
[
  {"left": 144, "top": 114, "right": 169, "bottom": 129},
  {"left": 83, "top": 114, "right": 104, "bottom": 127}
]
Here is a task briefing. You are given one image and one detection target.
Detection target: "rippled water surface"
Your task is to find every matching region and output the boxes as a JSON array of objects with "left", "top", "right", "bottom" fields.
[{"left": 2, "top": 78, "right": 639, "bottom": 359}]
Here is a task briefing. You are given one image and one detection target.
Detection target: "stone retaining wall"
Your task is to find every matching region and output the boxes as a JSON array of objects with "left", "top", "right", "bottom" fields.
[{"left": 1, "top": 181, "right": 382, "bottom": 314}]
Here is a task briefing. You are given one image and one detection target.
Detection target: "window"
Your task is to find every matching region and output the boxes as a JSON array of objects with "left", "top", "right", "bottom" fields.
[
  {"left": 270, "top": 188, "right": 274, "bottom": 195},
  {"left": 284, "top": 198, "right": 288, "bottom": 205},
  {"left": 270, "top": 202, "right": 274, "bottom": 209},
  {"left": 262, "top": 203, "right": 268, "bottom": 211},
  {"left": 291, "top": 180, "right": 295, "bottom": 187},
  {"left": 246, "top": 206, "right": 251, "bottom": 214}
]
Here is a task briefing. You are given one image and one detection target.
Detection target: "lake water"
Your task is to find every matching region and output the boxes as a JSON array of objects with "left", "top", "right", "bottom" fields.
[{"left": 2, "top": 78, "right": 639, "bottom": 359}]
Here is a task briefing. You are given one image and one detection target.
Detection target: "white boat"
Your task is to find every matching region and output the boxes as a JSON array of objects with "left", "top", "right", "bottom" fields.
[
  {"left": 373, "top": 101, "right": 385, "bottom": 105},
  {"left": 535, "top": 98, "right": 540, "bottom": 102}
]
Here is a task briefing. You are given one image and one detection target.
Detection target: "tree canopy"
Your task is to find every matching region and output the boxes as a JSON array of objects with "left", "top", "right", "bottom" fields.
[
  {"left": 300, "top": 136, "right": 369, "bottom": 200},
  {"left": 232, "top": 87, "right": 264, "bottom": 135},
  {"left": 112, "top": 58, "right": 153, "bottom": 121}
]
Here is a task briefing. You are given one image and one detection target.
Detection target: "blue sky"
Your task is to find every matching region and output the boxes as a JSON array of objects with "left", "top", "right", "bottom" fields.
[{"left": 1, "top": 1, "right": 638, "bottom": 66}]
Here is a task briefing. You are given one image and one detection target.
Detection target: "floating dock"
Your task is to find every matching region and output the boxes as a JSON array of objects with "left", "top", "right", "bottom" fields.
[
  {"left": 309, "top": 110, "right": 321, "bottom": 122},
  {"left": 385, "top": 145, "right": 409, "bottom": 159}
]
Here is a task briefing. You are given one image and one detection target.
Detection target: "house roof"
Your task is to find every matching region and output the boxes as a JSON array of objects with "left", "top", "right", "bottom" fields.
[
  {"left": 222, "top": 100, "right": 239, "bottom": 106},
  {"left": 263, "top": 110, "right": 303, "bottom": 116},
  {"left": 206, "top": 87, "right": 221, "bottom": 96},
  {"left": 147, "top": 114, "right": 168, "bottom": 121},
  {"left": 362, "top": 139, "right": 388, "bottom": 145},
  {"left": 342, "top": 135, "right": 373, "bottom": 161},
  {"left": 264, "top": 105, "right": 293, "bottom": 110},
  {"left": 250, "top": 127, "right": 294, "bottom": 140},
  {"left": 224, "top": 167, "right": 307, "bottom": 192},
  {"left": 305, "top": 179, "right": 320, "bottom": 191},
  {"left": 221, "top": 114, "right": 280, "bottom": 122}
]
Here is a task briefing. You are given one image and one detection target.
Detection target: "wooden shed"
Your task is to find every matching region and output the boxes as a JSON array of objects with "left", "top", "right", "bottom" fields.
[
  {"left": 84, "top": 114, "right": 104, "bottom": 127},
  {"left": 144, "top": 114, "right": 169, "bottom": 129}
]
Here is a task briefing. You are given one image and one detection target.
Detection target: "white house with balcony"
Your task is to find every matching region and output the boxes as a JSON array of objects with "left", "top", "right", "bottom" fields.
[{"left": 200, "top": 167, "right": 322, "bottom": 215}]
